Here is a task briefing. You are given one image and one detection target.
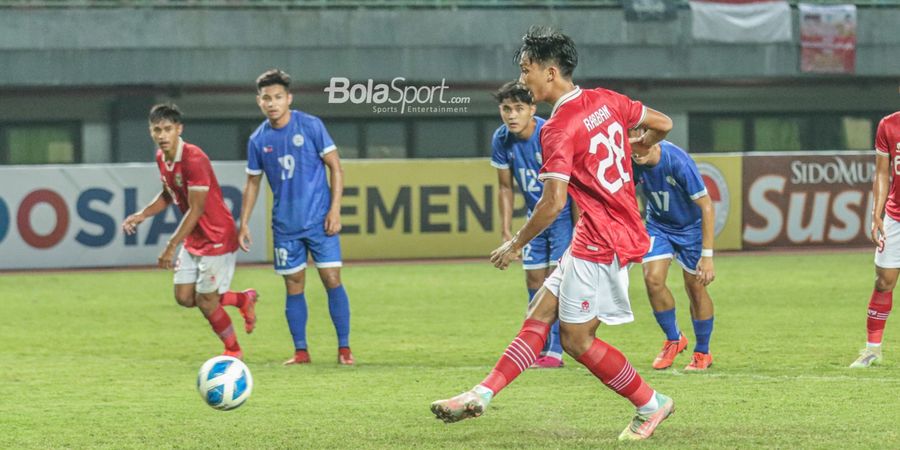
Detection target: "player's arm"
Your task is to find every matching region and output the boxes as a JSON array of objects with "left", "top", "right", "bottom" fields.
[
  {"left": 322, "top": 151, "right": 344, "bottom": 236},
  {"left": 630, "top": 108, "right": 673, "bottom": 157},
  {"left": 158, "top": 188, "right": 207, "bottom": 269},
  {"left": 491, "top": 178, "right": 567, "bottom": 270},
  {"left": 569, "top": 196, "right": 581, "bottom": 224},
  {"left": 497, "top": 168, "right": 515, "bottom": 242},
  {"left": 693, "top": 194, "right": 716, "bottom": 286},
  {"left": 239, "top": 174, "right": 262, "bottom": 252},
  {"left": 122, "top": 189, "right": 171, "bottom": 235},
  {"left": 872, "top": 152, "right": 890, "bottom": 244}
]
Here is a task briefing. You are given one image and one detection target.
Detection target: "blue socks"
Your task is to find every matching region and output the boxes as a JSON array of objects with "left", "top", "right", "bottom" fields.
[
  {"left": 327, "top": 285, "right": 351, "bottom": 348},
  {"left": 692, "top": 317, "right": 714, "bottom": 354},
  {"left": 527, "top": 288, "right": 538, "bottom": 302},
  {"left": 285, "top": 293, "right": 309, "bottom": 350},
  {"left": 653, "top": 308, "right": 681, "bottom": 341}
]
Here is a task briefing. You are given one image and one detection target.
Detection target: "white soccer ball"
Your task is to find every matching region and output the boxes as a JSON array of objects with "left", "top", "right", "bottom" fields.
[{"left": 197, "top": 356, "right": 253, "bottom": 410}]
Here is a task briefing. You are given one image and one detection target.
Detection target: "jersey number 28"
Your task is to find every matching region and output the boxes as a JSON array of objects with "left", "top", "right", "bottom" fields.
[{"left": 589, "top": 122, "right": 630, "bottom": 193}]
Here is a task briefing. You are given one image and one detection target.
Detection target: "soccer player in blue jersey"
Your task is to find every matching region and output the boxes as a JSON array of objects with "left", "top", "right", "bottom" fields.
[
  {"left": 238, "top": 69, "right": 353, "bottom": 366},
  {"left": 490, "top": 81, "right": 574, "bottom": 368},
  {"left": 631, "top": 136, "right": 716, "bottom": 371}
]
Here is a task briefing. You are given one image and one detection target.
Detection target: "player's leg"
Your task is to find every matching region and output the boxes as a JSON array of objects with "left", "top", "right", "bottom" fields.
[
  {"left": 172, "top": 246, "right": 198, "bottom": 308},
  {"left": 681, "top": 269, "right": 715, "bottom": 371},
  {"left": 194, "top": 253, "right": 241, "bottom": 358},
  {"left": 431, "top": 277, "right": 559, "bottom": 423},
  {"left": 217, "top": 251, "right": 259, "bottom": 334},
  {"left": 276, "top": 239, "right": 311, "bottom": 365},
  {"left": 524, "top": 229, "right": 562, "bottom": 368},
  {"left": 674, "top": 234, "right": 715, "bottom": 371},
  {"left": 643, "top": 232, "right": 687, "bottom": 369},
  {"left": 853, "top": 215, "right": 900, "bottom": 367},
  {"left": 557, "top": 255, "right": 673, "bottom": 441},
  {"left": 309, "top": 227, "right": 353, "bottom": 365}
]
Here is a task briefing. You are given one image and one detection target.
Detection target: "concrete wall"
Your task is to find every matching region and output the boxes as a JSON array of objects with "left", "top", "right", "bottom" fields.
[{"left": 0, "top": 8, "right": 898, "bottom": 87}]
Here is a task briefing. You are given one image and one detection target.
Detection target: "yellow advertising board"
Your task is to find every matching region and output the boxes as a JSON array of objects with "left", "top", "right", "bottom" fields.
[
  {"left": 264, "top": 155, "right": 743, "bottom": 261},
  {"left": 339, "top": 159, "right": 524, "bottom": 259},
  {"left": 692, "top": 154, "right": 743, "bottom": 250}
]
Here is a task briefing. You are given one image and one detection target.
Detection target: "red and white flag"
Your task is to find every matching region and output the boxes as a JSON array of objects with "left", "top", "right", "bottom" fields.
[{"left": 689, "top": 0, "right": 792, "bottom": 43}]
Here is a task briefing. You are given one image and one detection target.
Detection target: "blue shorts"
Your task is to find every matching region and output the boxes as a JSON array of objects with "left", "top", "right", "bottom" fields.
[
  {"left": 523, "top": 212, "right": 573, "bottom": 270},
  {"left": 643, "top": 222, "right": 702, "bottom": 274},
  {"left": 273, "top": 225, "right": 342, "bottom": 275}
]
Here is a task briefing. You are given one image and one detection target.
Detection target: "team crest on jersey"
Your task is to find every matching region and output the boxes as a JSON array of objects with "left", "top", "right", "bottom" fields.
[
  {"left": 534, "top": 151, "right": 542, "bottom": 164},
  {"left": 293, "top": 134, "right": 305, "bottom": 147},
  {"left": 263, "top": 145, "right": 274, "bottom": 153},
  {"left": 581, "top": 300, "right": 591, "bottom": 312},
  {"left": 665, "top": 176, "right": 677, "bottom": 187},
  {"left": 174, "top": 173, "right": 183, "bottom": 187},
  {"left": 696, "top": 162, "right": 730, "bottom": 237}
]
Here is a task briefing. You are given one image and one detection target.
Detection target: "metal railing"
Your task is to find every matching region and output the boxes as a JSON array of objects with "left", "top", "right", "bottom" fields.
[{"left": 0, "top": 0, "right": 896, "bottom": 8}]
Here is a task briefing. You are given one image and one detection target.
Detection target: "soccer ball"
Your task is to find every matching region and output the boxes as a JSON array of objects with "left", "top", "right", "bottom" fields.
[{"left": 197, "top": 356, "right": 253, "bottom": 410}]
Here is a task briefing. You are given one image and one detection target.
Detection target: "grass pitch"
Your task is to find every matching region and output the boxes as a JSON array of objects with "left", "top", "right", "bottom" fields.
[{"left": 2, "top": 250, "right": 899, "bottom": 448}]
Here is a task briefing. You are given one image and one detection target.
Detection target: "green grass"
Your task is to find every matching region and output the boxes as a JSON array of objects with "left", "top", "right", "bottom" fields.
[{"left": 2, "top": 251, "right": 900, "bottom": 448}]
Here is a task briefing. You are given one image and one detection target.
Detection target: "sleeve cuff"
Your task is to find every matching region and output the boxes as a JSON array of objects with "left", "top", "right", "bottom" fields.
[
  {"left": 538, "top": 172, "right": 571, "bottom": 183},
  {"left": 690, "top": 189, "right": 708, "bottom": 200},
  {"left": 876, "top": 148, "right": 890, "bottom": 156},
  {"left": 246, "top": 168, "right": 263, "bottom": 175},
  {"left": 632, "top": 105, "right": 647, "bottom": 129},
  {"left": 490, "top": 161, "right": 510, "bottom": 169},
  {"left": 319, "top": 144, "right": 337, "bottom": 157},
  {"left": 188, "top": 186, "right": 210, "bottom": 192}
]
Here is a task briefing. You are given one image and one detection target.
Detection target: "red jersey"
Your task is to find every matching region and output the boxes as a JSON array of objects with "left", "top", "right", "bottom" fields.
[
  {"left": 538, "top": 87, "right": 649, "bottom": 264},
  {"left": 878, "top": 112, "right": 900, "bottom": 221},
  {"left": 155, "top": 139, "right": 238, "bottom": 256}
]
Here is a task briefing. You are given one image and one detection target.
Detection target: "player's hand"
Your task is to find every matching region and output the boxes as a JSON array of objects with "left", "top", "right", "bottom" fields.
[
  {"left": 325, "top": 208, "right": 342, "bottom": 236},
  {"left": 122, "top": 213, "right": 145, "bottom": 235},
  {"left": 238, "top": 225, "right": 252, "bottom": 252},
  {"left": 490, "top": 237, "right": 521, "bottom": 270},
  {"left": 695, "top": 256, "right": 715, "bottom": 286},
  {"left": 158, "top": 243, "right": 177, "bottom": 270},
  {"left": 629, "top": 133, "right": 652, "bottom": 157},
  {"left": 871, "top": 215, "right": 886, "bottom": 248}
]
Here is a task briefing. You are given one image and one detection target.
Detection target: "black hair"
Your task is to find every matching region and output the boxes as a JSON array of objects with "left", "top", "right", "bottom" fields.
[
  {"left": 492, "top": 81, "right": 534, "bottom": 105},
  {"left": 148, "top": 103, "right": 182, "bottom": 124},
  {"left": 514, "top": 26, "right": 578, "bottom": 79},
  {"left": 256, "top": 69, "right": 291, "bottom": 91}
]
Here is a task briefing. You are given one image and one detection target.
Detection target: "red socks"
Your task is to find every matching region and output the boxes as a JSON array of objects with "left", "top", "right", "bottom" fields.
[
  {"left": 576, "top": 338, "right": 654, "bottom": 408},
  {"left": 220, "top": 291, "right": 249, "bottom": 308},
  {"left": 207, "top": 305, "right": 240, "bottom": 352},
  {"left": 867, "top": 290, "right": 893, "bottom": 345},
  {"left": 479, "top": 319, "right": 550, "bottom": 395}
]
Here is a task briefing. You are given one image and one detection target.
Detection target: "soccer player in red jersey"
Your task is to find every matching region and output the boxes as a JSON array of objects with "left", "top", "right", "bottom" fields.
[
  {"left": 122, "top": 104, "right": 258, "bottom": 360},
  {"left": 851, "top": 111, "right": 900, "bottom": 368},
  {"left": 431, "top": 28, "right": 675, "bottom": 441}
]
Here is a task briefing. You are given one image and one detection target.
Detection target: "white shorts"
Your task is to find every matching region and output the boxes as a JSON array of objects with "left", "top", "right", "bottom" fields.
[
  {"left": 173, "top": 248, "right": 236, "bottom": 294},
  {"left": 875, "top": 215, "right": 900, "bottom": 269},
  {"left": 543, "top": 248, "right": 634, "bottom": 325}
]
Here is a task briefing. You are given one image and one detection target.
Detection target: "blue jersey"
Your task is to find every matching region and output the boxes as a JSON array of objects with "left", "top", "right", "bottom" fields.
[
  {"left": 633, "top": 141, "right": 707, "bottom": 232},
  {"left": 247, "top": 110, "right": 336, "bottom": 240},
  {"left": 490, "top": 116, "right": 571, "bottom": 216}
]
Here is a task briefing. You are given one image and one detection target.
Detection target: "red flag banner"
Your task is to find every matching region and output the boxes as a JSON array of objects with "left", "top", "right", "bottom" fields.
[
  {"left": 689, "top": 0, "right": 792, "bottom": 43},
  {"left": 799, "top": 4, "right": 857, "bottom": 74}
]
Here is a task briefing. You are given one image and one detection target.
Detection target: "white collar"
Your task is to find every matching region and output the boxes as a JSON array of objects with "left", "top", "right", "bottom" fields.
[
  {"left": 551, "top": 86, "right": 582, "bottom": 117},
  {"left": 163, "top": 138, "right": 184, "bottom": 171}
]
